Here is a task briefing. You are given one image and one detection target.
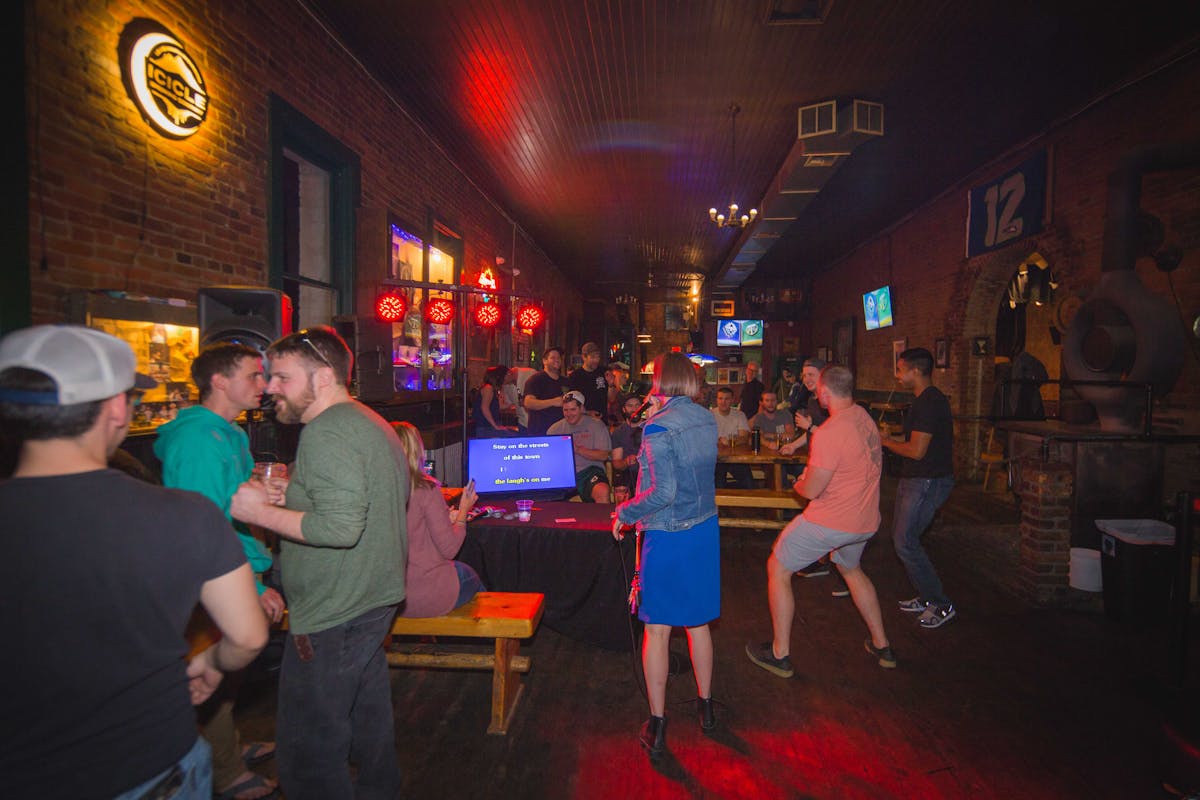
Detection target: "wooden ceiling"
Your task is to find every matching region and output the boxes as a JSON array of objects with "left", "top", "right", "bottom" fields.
[{"left": 304, "top": 0, "right": 1200, "bottom": 298}]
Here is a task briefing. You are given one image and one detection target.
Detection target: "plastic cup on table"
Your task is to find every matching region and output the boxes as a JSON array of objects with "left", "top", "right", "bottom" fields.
[{"left": 516, "top": 499, "right": 533, "bottom": 522}]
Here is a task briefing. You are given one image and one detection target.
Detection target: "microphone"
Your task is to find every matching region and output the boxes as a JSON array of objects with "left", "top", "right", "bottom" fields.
[{"left": 628, "top": 396, "right": 655, "bottom": 424}]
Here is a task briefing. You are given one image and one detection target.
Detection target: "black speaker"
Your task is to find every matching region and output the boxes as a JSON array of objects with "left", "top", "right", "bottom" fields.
[{"left": 198, "top": 287, "right": 293, "bottom": 352}]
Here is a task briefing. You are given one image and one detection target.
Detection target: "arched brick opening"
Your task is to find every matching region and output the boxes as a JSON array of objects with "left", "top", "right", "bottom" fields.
[{"left": 955, "top": 236, "right": 1075, "bottom": 480}]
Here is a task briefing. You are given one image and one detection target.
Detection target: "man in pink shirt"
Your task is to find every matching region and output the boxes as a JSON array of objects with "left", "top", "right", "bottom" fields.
[{"left": 746, "top": 365, "right": 896, "bottom": 677}]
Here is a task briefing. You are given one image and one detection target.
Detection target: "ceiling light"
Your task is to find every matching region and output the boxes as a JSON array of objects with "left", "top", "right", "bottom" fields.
[{"left": 709, "top": 104, "right": 757, "bottom": 229}]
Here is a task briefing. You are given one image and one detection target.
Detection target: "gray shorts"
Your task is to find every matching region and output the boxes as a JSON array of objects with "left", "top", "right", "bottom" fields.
[{"left": 772, "top": 515, "right": 875, "bottom": 573}]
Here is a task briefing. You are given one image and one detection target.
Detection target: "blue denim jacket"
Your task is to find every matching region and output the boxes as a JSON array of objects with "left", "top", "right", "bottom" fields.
[{"left": 617, "top": 395, "right": 718, "bottom": 532}]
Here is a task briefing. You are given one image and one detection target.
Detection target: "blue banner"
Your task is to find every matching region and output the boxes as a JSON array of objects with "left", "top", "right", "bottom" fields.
[{"left": 966, "top": 150, "right": 1048, "bottom": 257}]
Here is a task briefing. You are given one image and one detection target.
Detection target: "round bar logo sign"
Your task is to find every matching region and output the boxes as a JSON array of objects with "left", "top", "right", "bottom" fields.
[{"left": 119, "top": 19, "right": 208, "bottom": 139}]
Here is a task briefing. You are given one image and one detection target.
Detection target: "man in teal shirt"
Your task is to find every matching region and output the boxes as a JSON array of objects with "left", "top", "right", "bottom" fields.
[{"left": 155, "top": 342, "right": 283, "bottom": 800}]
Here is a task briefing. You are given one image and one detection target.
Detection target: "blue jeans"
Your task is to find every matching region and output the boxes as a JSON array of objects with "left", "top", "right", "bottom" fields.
[
  {"left": 112, "top": 737, "right": 211, "bottom": 800},
  {"left": 892, "top": 476, "right": 955, "bottom": 607},
  {"left": 277, "top": 604, "right": 400, "bottom": 800},
  {"left": 453, "top": 560, "right": 487, "bottom": 607}
]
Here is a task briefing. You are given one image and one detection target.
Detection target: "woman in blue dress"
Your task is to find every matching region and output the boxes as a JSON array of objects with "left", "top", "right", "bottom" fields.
[{"left": 612, "top": 352, "right": 720, "bottom": 759}]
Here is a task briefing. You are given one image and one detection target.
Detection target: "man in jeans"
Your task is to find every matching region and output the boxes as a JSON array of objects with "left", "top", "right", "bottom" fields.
[
  {"left": 882, "top": 347, "right": 957, "bottom": 629},
  {"left": 232, "top": 326, "right": 407, "bottom": 799},
  {"left": 0, "top": 325, "right": 266, "bottom": 799}
]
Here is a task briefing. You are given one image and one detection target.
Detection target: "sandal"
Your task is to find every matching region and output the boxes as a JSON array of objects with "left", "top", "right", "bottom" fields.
[
  {"left": 214, "top": 772, "right": 279, "bottom": 800},
  {"left": 240, "top": 741, "right": 276, "bottom": 767}
]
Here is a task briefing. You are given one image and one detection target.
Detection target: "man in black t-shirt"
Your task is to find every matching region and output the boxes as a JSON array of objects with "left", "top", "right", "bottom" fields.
[
  {"left": 523, "top": 346, "right": 569, "bottom": 435},
  {"left": 0, "top": 325, "right": 267, "bottom": 799},
  {"left": 881, "top": 347, "right": 957, "bottom": 629},
  {"left": 568, "top": 341, "right": 608, "bottom": 418},
  {"left": 739, "top": 360, "right": 764, "bottom": 417}
]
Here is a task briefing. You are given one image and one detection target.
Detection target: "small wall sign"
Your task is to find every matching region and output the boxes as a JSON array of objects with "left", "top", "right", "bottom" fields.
[{"left": 119, "top": 19, "right": 209, "bottom": 139}]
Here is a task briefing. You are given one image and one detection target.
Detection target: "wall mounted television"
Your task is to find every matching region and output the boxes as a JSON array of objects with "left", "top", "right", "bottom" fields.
[
  {"left": 467, "top": 435, "right": 578, "bottom": 497},
  {"left": 716, "top": 319, "right": 765, "bottom": 347},
  {"left": 862, "top": 286, "right": 893, "bottom": 330}
]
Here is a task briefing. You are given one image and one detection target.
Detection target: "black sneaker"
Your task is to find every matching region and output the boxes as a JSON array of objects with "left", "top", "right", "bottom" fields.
[
  {"left": 745, "top": 641, "right": 794, "bottom": 678},
  {"left": 864, "top": 638, "right": 898, "bottom": 669},
  {"left": 797, "top": 562, "right": 831, "bottom": 578},
  {"left": 918, "top": 604, "right": 957, "bottom": 629},
  {"left": 831, "top": 577, "right": 850, "bottom": 598}
]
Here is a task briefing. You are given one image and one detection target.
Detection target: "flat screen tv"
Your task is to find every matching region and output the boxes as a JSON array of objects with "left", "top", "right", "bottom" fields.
[
  {"left": 862, "top": 286, "right": 893, "bottom": 330},
  {"left": 716, "top": 319, "right": 765, "bottom": 347},
  {"left": 467, "top": 434, "right": 578, "bottom": 497}
]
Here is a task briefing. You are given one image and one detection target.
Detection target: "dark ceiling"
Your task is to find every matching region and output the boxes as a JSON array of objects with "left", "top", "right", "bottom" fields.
[{"left": 304, "top": 0, "right": 1200, "bottom": 298}]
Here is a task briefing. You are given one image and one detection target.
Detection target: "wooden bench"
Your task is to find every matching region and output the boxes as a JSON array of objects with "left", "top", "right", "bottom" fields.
[
  {"left": 388, "top": 592, "right": 544, "bottom": 735},
  {"left": 716, "top": 489, "right": 805, "bottom": 530}
]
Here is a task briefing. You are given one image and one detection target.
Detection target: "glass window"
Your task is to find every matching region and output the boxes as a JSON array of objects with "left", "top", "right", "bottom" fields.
[{"left": 388, "top": 224, "right": 458, "bottom": 392}]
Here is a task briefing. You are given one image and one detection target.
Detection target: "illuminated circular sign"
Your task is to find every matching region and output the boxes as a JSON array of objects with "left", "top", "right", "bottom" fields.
[
  {"left": 516, "top": 304, "right": 545, "bottom": 330},
  {"left": 119, "top": 19, "right": 208, "bottom": 139},
  {"left": 474, "top": 303, "right": 502, "bottom": 327},
  {"left": 425, "top": 298, "right": 456, "bottom": 325},
  {"left": 375, "top": 292, "right": 406, "bottom": 323}
]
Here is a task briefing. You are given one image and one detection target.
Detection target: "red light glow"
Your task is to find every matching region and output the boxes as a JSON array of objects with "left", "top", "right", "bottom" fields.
[
  {"left": 516, "top": 304, "right": 545, "bottom": 330},
  {"left": 425, "top": 297, "right": 456, "bottom": 325},
  {"left": 475, "top": 302, "right": 502, "bottom": 327},
  {"left": 374, "top": 292, "right": 406, "bottom": 323}
]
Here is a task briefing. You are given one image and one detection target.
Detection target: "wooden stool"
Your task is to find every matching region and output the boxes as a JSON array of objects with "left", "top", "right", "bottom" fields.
[{"left": 979, "top": 427, "right": 1007, "bottom": 492}]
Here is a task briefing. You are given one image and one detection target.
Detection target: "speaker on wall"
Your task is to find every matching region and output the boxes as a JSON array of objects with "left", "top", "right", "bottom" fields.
[{"left": 198, "top": 286, "right": 293, "bottom": 352}]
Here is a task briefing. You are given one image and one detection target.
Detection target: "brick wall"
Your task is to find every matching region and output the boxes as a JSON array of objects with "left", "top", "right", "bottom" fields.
[
  {"left": 802, "top": 53, "right": 1200, "bottom": 489},
  {"left": 1016, "top": 460, "right": 1074, "bottom": 605},
  {"left": 25, "top": 0, "right": 580, "bottom": 329}
]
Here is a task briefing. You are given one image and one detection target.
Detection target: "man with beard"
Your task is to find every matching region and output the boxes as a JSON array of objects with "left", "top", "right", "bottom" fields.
[
  {"left": 231, "top": 326, "right": 407, "bottom": 799},
  {"left": 522, "top": 346, "right": 568, "bottom": 435}
]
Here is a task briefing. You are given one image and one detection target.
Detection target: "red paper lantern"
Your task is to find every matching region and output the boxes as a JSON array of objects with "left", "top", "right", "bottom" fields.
[
  {"left": 474, "top": 302, "right": 502, "bottom": 327},
  {"left": 374, "top": 292, "right": 406, "bottom": 323},
  {"left": 516, "top": 304, "right": 545, "bottom": 330},
  {"left": 425, "top": 297, "right": 455, "bottom": 325}
]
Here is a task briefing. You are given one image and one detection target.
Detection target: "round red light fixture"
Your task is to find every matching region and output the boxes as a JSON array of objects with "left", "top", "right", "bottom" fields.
[
  {"left": 474, "top": 302, "right": 502, "bottom": 327},
  {"left": 516, "top": 304, "right": 545, "bottom": 330},
  {"left": 374, "top": 292, "right": 406, "bottom": 323},
  {"left": 425, "top": 297, "right": 455, "bottom": 325}
]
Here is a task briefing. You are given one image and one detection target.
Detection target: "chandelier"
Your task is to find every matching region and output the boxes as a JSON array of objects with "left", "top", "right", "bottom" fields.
[{"left": 709, "top": 104, "right": 757, "bottom": 229}]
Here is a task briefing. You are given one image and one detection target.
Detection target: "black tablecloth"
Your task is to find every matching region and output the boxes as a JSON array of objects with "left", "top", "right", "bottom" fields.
[{"left": 457, "top": 500, "right": 640, "bottom": 650}]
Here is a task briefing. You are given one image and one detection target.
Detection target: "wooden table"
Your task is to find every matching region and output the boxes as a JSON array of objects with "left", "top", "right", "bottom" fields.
[{"left": 716, "top": 442, "right": 807, "bottom": 490}]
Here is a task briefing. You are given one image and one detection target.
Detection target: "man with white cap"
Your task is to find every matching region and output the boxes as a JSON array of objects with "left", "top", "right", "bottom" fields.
[
  {"left": 0, "top": 325, "right": 267, "bottom": 799},
  {"left": 548, "top": 389, "right": 612, "bottom": 502}
]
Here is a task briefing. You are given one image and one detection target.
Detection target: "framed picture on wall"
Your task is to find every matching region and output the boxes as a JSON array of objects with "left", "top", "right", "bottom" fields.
[
  {"left": 817, "top": 346, "right": 831, "bottom": 362},
  {"left": 892, "top": 338, "right": 908, "bottom": 374},
  {"left": 935, "top": 338, "right": 949, "bottom": 369},
  {"left": 832, "top": 319, "right": 855, "bottom": 371}
]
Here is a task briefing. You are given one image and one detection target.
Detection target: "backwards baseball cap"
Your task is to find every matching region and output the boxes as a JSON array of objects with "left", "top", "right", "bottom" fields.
[
  {"left": 0, "top": 325, "right": 157, "bottom": 405},
  {"left": 581, "top": 341, "right": 601, "bottom": 357},
  {"left": 562, "top": 390, "right": 586, "bottom": 406}
]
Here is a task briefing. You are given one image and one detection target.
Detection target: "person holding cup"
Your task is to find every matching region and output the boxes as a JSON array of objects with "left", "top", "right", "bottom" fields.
[
  {"left": 391, "top": 422, "right": 486, "bottom": 617},
  {"left": 154, "top": 342, "right": 284, "bottom": 800}
]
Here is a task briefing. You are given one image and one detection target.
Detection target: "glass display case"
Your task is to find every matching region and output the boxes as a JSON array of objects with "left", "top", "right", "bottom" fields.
[
  {"left": 389, "top": 223, "right": 458, "bottom": 392},
  {"left": 68, "top": 291, "right": 200, "bottom": 433}
]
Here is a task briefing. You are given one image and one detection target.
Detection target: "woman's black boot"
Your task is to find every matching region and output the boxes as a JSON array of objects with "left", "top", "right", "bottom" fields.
[
  {"left": 639, "top": 715, "right": 667, "bottom": 758},
  {"left": 698, "top": 697, "right": 716, "bottom": 733}
]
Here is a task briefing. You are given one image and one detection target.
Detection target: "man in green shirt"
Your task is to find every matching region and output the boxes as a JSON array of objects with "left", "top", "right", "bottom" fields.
[{"left": 232, "top": 326, "right": 407, "bottom": 800}]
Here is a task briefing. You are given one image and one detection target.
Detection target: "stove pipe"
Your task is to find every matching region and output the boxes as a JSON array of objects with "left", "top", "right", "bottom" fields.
[{"left": 1062, "top": 139, "right": 1197, "bottom": 431}]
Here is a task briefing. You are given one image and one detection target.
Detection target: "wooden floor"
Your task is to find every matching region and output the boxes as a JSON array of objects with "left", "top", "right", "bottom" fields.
[{"left": 234, "top": 478, "right": 1200, "bottom": 799}]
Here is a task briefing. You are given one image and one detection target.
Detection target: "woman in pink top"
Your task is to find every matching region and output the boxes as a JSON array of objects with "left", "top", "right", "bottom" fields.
[{"left": 392, "top": 422, "right": 485, "bottom": 617}]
